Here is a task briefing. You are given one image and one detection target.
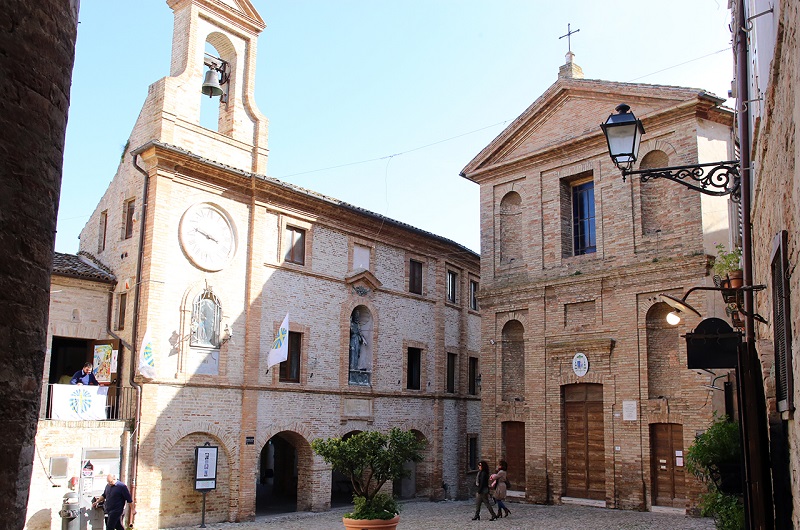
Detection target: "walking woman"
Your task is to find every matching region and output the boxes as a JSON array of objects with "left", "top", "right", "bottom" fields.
[
  {"left": 473, "top": 461, "right": 498, "bottom": 521},
  {"left": 491, "top": 460, "right": 511, "bottom": 518}
]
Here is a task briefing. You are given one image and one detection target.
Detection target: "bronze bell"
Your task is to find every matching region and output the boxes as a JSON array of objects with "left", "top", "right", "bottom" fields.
[{"left": 201, "top": 69, "right": 223, "bottom": 97}]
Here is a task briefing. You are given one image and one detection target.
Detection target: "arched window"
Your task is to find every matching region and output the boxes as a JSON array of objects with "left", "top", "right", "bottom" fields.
[
  {"left": 191, "top": 289, "right": 222, "bottom": 349},
  {"left": 499, "top": 191, "right": 523, "bottom": 266},
  {"left": 348, "top": 306, "right": 373, "bottom": 386}
]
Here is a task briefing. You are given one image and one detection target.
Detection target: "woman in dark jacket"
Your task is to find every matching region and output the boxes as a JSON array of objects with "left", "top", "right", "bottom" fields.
[{"left": 473, "top": 460, "right": 498, "bottom": 521}]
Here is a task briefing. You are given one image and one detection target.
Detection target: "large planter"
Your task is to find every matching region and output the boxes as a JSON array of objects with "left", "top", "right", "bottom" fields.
[{"left": 342, "top": 515, "right": 400, "bottom": 530}]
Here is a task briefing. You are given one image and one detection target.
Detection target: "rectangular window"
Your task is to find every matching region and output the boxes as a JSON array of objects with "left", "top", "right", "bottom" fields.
[
  {"left": 353, "top": 244, "right": 370, "bottom": 270},
  {"left": 124, "top": 199, "right": 135, "bottom": 240},
  {"left": 406, "top": 347, "right": 421, "bottom": 390},
  {"left": 467, "top": 436, "right": 478, "bottom": 471},
  {"left": 447, "top": 270, "right": 458, "bottom": 303},
  {"left": 446, "top": 352, "right": 457, "bottom": 393},
  {"left": 409, "top": 259, "right": 423, "bottom": 295},
  {"left": 279, "top": 332, "right": 301, "bottom": 383},
  {"left": 772, "top": 230, "right": 793, "bottom": 412},
  {"left": 468, "top": 356, "right": 478, "bottom": 395},
  {"left": 469, "top": 280, "right": 479, "bottom": 310},
  {"left": 117, "top": 292, "right": 127, "bottom": 331},
  {"left": 572, "top": 180, "right": 596, "bottom": 255},
  {"left": 49, "top": 457, "right": 70, "bottom": 479},
  {"left": 99, "top": 210, "right": 108, "bottom": 252},
  {"left": 285, "top": 226, "right": 306, "bottom": 265}
]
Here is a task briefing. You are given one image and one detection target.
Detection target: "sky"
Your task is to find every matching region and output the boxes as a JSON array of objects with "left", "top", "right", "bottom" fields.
[{"left": 56, "top": 0, "right": 734, "bottom": 255}]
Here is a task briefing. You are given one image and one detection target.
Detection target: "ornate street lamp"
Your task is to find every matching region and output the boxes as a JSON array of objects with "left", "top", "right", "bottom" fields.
[{"left": 601, "top": 104, "right": 742, "bottom": 201}]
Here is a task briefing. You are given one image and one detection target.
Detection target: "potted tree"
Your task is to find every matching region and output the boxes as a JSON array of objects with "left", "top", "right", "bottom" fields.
[
  {"left": 713, "top": 243, "right": 743, "bottom": 300},
  {"left": 312, "top": 428, "right": 426, "bottom": 530}
]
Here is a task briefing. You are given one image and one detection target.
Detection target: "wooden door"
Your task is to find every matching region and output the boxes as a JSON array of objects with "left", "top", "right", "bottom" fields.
[
  {"left": 502, "top": 421, "right": 526, "bottom": 489},
  {"left": 650, "top": 423, "right": 686, "bottom": 507},
  {"left": 564, "top": 384, "right": 605, "bottom": 500}
]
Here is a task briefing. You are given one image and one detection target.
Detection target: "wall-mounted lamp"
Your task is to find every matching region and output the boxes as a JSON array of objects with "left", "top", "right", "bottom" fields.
[
  {"left": 659, "top": 284, "right": 767, "bottom": 326},
  {"left": 201, "top": 53, "right": 230, "bottom": 103},
  {"left": 220, "top": 324, "right": 233, "bottom": 346},
  {"left": 601, "top": 104, "right": 741, "bottom": 201}
]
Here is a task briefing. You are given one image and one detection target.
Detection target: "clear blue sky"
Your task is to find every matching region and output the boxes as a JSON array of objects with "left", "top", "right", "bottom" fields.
[{"left": 57, "top": 0, "right": 733, "bottom": 255}]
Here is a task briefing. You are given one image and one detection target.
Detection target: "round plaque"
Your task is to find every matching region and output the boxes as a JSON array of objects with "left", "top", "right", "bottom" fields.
[{"left": 572, "top": 352, "right": 589, "bottom": 377}]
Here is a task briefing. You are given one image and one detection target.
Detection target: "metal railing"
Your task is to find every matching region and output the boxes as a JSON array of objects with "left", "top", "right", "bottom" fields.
[{"left": 42, "top": 384, "right": 137, "bottom": 421}]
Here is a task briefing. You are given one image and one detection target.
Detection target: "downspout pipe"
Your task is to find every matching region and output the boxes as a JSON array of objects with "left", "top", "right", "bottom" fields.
[
  {"left": 125, "top": 153, "right": 150, "bottom": 527},
  {"left": 735, "top": 1, "right": 774, "bottom": 528}
]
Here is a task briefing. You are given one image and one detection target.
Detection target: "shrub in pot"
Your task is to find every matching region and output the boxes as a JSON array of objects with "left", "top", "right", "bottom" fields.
[{"left": 312, "top": 428, "right": 426, "bottom": 526}]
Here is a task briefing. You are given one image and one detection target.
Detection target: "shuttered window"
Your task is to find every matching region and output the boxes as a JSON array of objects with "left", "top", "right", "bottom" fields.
[{"left": 771, "top": 230, "right": 793, "bottom": 412}]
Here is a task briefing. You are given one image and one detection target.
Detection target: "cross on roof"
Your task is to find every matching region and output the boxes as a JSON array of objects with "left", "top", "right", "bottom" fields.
[{"left": 559, "top": 23, "right": 580, "bottom": 54}]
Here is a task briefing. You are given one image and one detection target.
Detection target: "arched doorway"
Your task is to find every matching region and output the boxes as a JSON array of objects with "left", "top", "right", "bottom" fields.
[
  {"left": 256, "top": 431, "right": 312, "bottom": 515},
  {"left": 392, "top": 430, "right": 428, "bottom": 499},
  {"left": 330, "top": 431, "right": 360, "bottom": 507}
]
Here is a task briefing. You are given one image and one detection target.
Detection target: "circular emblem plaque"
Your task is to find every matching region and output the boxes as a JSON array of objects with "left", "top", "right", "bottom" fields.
[{"left": 572, "top": 352, "right": 589, "bottom": 377}]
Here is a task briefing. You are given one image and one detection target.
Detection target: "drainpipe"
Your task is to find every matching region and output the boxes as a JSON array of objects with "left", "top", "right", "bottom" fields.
[
  {"left": 125, "top": 152, "right": 150, "bottom": 527},
  {"left": 735, "top": 1, "right": 774, "bottom": 528}
]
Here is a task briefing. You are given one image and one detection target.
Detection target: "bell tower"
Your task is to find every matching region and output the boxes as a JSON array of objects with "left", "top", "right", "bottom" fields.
[{"left": 139, "top": 0, "right": 268, "bottom": 173}]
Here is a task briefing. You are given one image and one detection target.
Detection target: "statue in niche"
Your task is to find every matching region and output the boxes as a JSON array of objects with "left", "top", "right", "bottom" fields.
[{"left": 349, "top": 310, "right": 366, "bottom": 370}]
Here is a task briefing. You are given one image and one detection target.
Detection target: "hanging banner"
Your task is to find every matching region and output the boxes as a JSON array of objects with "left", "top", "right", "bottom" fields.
[{"left": 51, "top": 384, "right": 108, "bottom": 421}]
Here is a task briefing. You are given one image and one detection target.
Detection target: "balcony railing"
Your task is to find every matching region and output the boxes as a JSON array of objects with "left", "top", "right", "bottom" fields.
[{"left": 42, "top": 384, "right": 137, "bottom": 421}]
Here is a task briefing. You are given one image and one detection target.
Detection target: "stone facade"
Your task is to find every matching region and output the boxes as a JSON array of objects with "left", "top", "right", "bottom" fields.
[
  {"left": 461, "top": 60, "right": 736, "bottom": 513},
  {"left": 745, "top": 0, "right": 800, "bottom": 526},
  {"left": 0, "top": 1, "right": 79, "bottom": 527},
  {"left": 25, "top": 1, "right": 479, "bottom": 528}
]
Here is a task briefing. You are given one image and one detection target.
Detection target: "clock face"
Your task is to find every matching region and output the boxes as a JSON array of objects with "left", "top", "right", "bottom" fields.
[{"left": 179, "top": 203, "right": 236, "bottom": 271}]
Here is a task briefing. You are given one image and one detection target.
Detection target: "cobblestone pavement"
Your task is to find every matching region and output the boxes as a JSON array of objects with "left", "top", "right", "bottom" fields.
[{"left": 164, "top": 500, "right": 716, "bottom": 530}]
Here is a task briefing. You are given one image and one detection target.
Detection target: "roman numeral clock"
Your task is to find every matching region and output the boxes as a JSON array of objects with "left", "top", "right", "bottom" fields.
[{"left": 179, "top": 203, "right": 237, "bottom": 271}]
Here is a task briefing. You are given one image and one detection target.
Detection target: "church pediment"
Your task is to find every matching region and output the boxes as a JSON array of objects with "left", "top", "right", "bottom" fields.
[
  {"left": 345, "top": 270, "right": 382, "bottom": 295},
  {"left": 168, "top": 0, "right": 265, "bottom": 32},
  {"left": 461, "top": 78, "right": 719, "bottom": 180}
]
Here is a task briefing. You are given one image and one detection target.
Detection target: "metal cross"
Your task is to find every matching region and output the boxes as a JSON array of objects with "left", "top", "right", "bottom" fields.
[{"left": 559, "top": 23, "right": 580, "bottom": 54}]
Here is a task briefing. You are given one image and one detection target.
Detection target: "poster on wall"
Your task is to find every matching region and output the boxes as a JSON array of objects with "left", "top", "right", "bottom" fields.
[{"left": 93, "top": 344, "right": 113, "bottom": 382}]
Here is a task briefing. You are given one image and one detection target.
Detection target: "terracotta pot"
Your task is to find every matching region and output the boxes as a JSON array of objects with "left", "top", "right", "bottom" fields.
[
  {"left": 342, "top": 515, "right": 400, "bottom": 530},
  {"left": 721, "top": 269, "right": 744, "bottom": 289}
]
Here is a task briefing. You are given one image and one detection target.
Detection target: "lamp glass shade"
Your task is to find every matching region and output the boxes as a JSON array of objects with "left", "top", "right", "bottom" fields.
[
  {"left": 601, "top": 106, "right": 645, "bottom": 169},
  {"left": 666, "top": 312, "right": 682, "bottom": 326},
  {"left": 660, "top": 293, "right": 702, "bottom": 318}
]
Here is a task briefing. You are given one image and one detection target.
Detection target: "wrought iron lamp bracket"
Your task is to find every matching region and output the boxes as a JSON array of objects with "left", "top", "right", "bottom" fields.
[
  {"left": 622, "top": 160, "right": 741, "bottom": 203},
  {"left": 681, "top": 283, "right": 768, "bottom": 324}
]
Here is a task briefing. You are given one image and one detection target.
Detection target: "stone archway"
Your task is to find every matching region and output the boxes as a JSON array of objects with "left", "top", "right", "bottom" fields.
[
  {"left": 158, "top": 432, "right": 231, "bottom": 528},
  {"left": 256, "top": 430, "right": 314, "bottom": 514}
]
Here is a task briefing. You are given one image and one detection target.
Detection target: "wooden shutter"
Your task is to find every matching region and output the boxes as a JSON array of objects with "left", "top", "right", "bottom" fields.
[{"left": 771, "top": 230, "right": 793, "bottom": 412}]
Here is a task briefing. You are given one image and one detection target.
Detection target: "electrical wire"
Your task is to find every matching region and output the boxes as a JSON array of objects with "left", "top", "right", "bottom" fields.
[{"left": 627, "top": 48, "right": 730, "bottom": 82}]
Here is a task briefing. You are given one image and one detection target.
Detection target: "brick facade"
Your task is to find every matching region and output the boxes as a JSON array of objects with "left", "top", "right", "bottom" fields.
[
  {"left": 462, "top": 62, "right": 736, "bottom": 513},
  {"left": 746, "top": 0, "right": 800, "bottom": 525},
  {"left": 25, "top": 1, "right": 479, "bottom": 528}
]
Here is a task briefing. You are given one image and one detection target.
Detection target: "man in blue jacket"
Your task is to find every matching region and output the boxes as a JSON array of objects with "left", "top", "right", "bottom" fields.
[
  {"left": 93, "top": 474, "right": 133, "bottom": 530},
  {"left": 70, "top": 362, "right": 99, "bottom": 386}
]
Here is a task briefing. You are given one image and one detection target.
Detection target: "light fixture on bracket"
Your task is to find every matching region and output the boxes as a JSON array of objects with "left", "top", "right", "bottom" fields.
[
  {"left": 219, "top": 324, "right": 233, "bottom": 346},
  {"left": 201, "top": 52, "right": 230, "bottom": 103},
  {"left": 659, "top": 284, "right": 767, "bottom": 326},
  {"left": 601, "top": 104, "right": 742, "bottom": 202}
]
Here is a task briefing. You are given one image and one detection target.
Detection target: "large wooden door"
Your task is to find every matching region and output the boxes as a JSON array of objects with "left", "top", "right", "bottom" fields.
[
  {"left": 502, "top": 421, "right": 526, "bottom": 489},
  {"left": 650, "top": 423, "right": 686, "bottom": 507},
  {"left": 564, "top": 384, "right": 605, "bottom": 500}
]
